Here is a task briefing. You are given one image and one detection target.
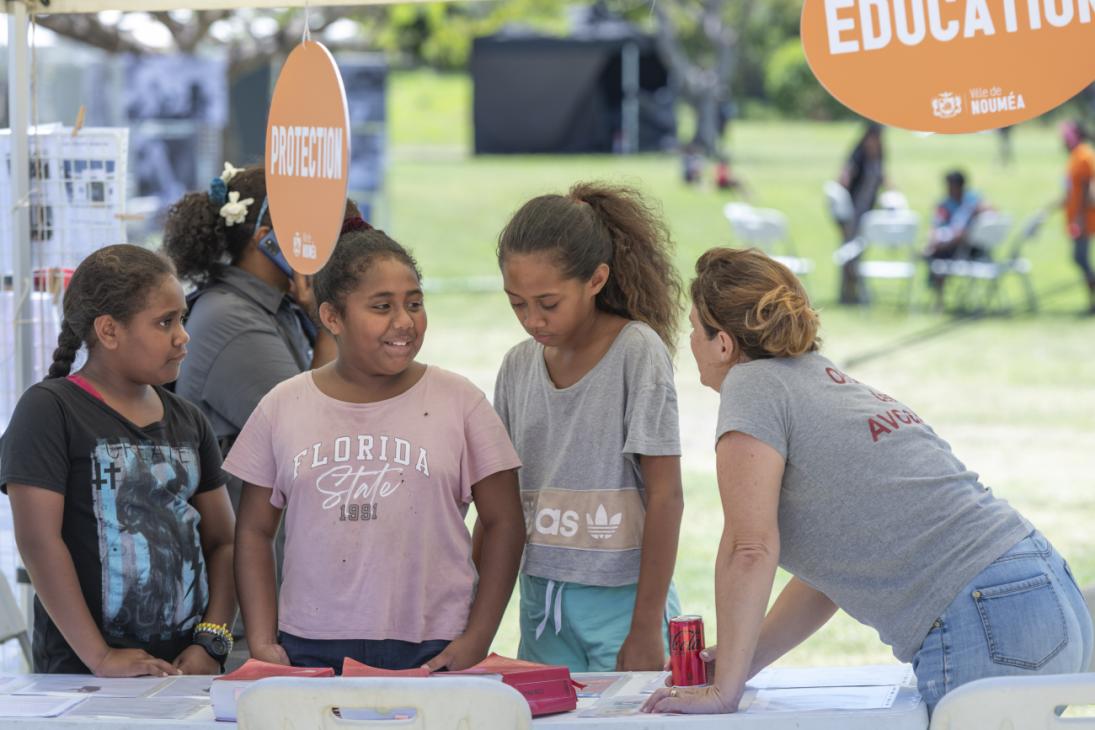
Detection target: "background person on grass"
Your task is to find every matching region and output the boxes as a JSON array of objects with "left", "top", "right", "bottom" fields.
[
  {"left": 836, "top": 123, "right": 888, "bottom": 305},
  {"left": 924, "top": 170, "right": 992, "bottom": 308},
  {"left": 1060, "top": 121, "right": 1095, "bottom": 314}
]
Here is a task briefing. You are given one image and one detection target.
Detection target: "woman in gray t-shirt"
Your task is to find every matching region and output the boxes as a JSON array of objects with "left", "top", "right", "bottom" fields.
[{"left": 643, "top": 247, "right": 1092, "bottom": 717}]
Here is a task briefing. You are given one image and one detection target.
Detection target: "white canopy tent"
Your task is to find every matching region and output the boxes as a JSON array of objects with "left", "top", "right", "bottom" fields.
[{"left": 2, "top": 0, "right": 414, "bottom": 399}]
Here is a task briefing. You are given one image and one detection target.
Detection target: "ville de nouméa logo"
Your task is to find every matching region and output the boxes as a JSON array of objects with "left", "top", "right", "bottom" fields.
[
  {"left": 931, "top": 92, "right": 962, "bottom": 119},
  {"left": 586, "top": 504, "right": 622, "bottom": 540}
]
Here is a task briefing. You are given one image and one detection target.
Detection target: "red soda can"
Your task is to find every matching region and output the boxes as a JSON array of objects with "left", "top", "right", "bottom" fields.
[{"left": 669, "top": 615, "right": 707, "bottom": 686}]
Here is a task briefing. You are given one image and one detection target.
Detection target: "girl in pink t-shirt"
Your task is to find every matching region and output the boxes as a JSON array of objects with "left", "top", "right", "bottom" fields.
[{"left": 227, "top": 229, "right": 525, "bottom": 672}]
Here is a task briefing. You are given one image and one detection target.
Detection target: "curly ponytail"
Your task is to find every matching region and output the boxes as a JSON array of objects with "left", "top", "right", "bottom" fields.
[
  {"left": 691, "top": 248, "right": 820, "bottom": 360},
  {"left": 47, "top": 244, "right": 176, "bottom": 379},
  {"left": 163, "top": 166, "right": 269, "bottom": 286},
  {"left": 497, "top": 181, "right": 682, "bottom": 351}
]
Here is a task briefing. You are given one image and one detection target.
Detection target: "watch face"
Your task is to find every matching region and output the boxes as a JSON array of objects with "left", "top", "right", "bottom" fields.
[{"left": 211, "top": 636, "right": 229, "bottom": 655}]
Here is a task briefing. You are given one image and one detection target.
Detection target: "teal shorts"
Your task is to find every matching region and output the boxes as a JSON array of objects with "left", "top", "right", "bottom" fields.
[{"left": 516, "top": 573, "right": 682, "bottom": 672}]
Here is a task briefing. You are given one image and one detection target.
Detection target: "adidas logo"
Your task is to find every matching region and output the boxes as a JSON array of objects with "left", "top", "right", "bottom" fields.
[{"left": 586, "top": 504, "right": 622, "bottom": 540}]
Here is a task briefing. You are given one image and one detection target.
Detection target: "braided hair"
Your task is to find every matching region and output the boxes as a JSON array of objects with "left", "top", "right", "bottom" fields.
[{"left": 48, "top": 245, "right": 176, "bottom": 379}]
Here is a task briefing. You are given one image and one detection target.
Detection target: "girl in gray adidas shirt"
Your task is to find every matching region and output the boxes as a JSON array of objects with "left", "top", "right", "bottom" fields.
[
  {"left": 488, "top": 182, "right": 685, "bottom": 673},
  {"left": 643, "top": 247, "right": 1092, "bottom": 717}
]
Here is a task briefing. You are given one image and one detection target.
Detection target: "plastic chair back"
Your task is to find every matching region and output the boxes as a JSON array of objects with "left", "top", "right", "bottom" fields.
[
  {"left": 0, "top": 573, "right": 31, "bottom": 666},
  {"left": 967, "top": 212, "right": 1013, "bottom": 253},
  {"left": 824, "top": 181, "right": 854, "bottom": 222},
  {"left": 930, "top": 674, "right": 1095, "bottom": 729},
  {"left": 859, "top": 209, "right": 921, "bottom": 249},
  {"left": 237, "top": 676, "right": 533, "bottom": 730}
]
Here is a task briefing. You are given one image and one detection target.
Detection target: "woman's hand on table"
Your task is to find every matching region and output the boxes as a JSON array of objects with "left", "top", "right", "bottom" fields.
[
  {"left": 93, "top": 648, "right": 180, "bottom": 678},
  {"left": 173, "top": 644, "right": 221, "bottom": 675},
  {"left": 641, "top": 683, "right": 741, "bottom": 715}
]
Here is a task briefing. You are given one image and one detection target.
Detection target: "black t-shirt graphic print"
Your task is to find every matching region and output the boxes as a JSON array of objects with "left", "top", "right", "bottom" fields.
[{"left": 0, "top": 378, "right": 226, "bottom": 672}]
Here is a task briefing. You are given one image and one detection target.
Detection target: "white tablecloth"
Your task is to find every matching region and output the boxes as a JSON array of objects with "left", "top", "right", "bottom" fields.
[{"left": 0, "top": 669, "right": 928, "bottom": 729}]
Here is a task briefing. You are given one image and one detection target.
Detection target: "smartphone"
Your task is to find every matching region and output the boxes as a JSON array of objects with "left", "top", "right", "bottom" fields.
[
  {"left": 258, "top": 229, "right": 294, "bottom": 278},
  {"left": 254, "top": 196, "right": 294, "bottom": 278}
]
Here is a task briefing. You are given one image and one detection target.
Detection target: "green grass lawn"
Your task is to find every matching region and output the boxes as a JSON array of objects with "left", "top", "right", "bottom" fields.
[{"left": 389, "top": 70, "right": 1095, "bottom": 666}]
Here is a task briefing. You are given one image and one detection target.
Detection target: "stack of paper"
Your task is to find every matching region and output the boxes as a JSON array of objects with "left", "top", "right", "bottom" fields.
[{"left": 210, "top": 660, "right": 335, "bottom": 721}]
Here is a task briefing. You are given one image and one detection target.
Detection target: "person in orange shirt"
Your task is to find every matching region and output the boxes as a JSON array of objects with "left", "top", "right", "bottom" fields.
[{"left": 1061, "top": 120, "right": 1095, "bottom": 314}]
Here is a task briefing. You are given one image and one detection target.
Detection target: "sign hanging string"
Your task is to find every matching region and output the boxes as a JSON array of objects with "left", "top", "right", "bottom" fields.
[{"left": 302, "top": 1, "right": 311, "bottom": 44}]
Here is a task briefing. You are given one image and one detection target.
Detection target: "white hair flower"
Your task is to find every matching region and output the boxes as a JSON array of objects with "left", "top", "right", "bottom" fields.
[
  {"left": 219, "top": 191, "right": 254, "bottom": 227},
  {"left": 220, "top": 161, "right": 243, "bottom": 184}
]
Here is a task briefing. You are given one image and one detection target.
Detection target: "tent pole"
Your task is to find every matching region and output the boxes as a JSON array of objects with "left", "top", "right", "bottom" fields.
[{"left": 7, "top": 0, "right": 35, "bottom": 397}]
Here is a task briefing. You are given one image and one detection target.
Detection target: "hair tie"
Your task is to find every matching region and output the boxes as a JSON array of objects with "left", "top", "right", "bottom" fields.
[
  {"left": 208, "top": 177, "right": 228, "bottom": 206},
  {"left": 220, "top": 191, "right": 254, "bottom": 227},
  {"left": 208, "top": 161, "right": 243, "bottom": 206},
  {"left": 340, "top": 215, "right": 372, "bottom": 235}
]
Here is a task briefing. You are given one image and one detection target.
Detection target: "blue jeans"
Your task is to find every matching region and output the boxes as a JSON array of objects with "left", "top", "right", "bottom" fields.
[
  {"left": 278, "top": 631, "right": 449, "bottom": 674},
  {"left": 912, "top": 531, "right": 1093, "bottom": 716}
]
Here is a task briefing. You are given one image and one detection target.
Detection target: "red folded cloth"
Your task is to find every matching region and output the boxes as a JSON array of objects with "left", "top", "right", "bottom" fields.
[
  {"left": 339, "top": 653, "right": 579, "bottom": 716},
  {"left": 220, "top": 658, "right": 335, "bottom": 680}
]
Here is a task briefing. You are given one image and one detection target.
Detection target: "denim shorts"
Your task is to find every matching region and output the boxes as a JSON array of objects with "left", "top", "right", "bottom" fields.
[
  {"left": 912, "top": 531, "right": 1093, "bottom": 715},
  {"left": 278, "top": 631, "right": 449, "bottom": 674}
]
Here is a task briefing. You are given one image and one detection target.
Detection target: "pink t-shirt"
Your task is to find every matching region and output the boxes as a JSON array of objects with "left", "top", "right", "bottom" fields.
[{"left": 223, "top": 366, "right": 521, "bottom": 642}]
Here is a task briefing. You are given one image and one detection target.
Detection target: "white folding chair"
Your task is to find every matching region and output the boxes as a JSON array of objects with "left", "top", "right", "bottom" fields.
[
  {"left": 823, "top": 180, "right": 854, "bottom": 225},
  {"left": 856, "top": 208, "right": 921, "bottom": 309},
  {"left": 237, "top": 676, "right": 533, "bottom": 730},
  {"left": 723, "top": 203, "right": 814, "bottom": 278},
  {"left": 0, "top": 572, "right": 31, "bottom": 669},
  {"left": 929, "top": 210, "right": 1043, "bottom": 313},
  {"left": 930, "top": 674, "right": 1095, "bottom": 729}
]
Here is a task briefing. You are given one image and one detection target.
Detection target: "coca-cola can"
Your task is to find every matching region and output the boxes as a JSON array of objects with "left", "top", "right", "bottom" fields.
[{"left": 669, "top": 615, "right": 707, "bottom": 686}]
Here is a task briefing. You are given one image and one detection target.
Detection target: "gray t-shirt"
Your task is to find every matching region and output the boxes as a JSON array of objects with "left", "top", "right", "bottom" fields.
[
  {"left": 716, "top": 351, "right": 1031, "bottom": 662},
  {"left": 495, "top": 321, "right": 681, "bottom": 586},
  {"left": 176, "top": 267, "right": 312, "bottom": 440}
]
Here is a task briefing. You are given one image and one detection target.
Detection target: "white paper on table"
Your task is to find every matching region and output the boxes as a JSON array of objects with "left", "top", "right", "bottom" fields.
[
  {"left": 61, "top": 696, "right": 208, "bottom": 720},
  {"left": 13, "top": 674, "right": 170, "bottom": 697},
  {"left": 0, "top": 694, "right": 86, "bottom": 718},
  {"left": 577, "top": 694, "right": 648, "bottom": 718},
  {"left": 571, "top": 673, "right": 627, "bottom": 699},
  {"left": 0, "top": 676, "right": 32, "bottom": 693},
  {"left": 745, "top": 685, "right": 898, "bottom": 713},
  {"left": 750, "top": 664, "right": 915, "bottom": 689},
  {"left": 640, "top": 671, "right": 671, "bottom": 694},
  {"left": 149, "top": 675, "right": 215, "bottom": 698},
  {"left": 597, "top": 672, "right": 668, "bottom": 699}
]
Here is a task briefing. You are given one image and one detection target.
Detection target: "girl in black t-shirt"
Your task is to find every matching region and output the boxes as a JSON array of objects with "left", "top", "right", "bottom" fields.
[{"left": 0, "top": 245, "right": 236, "bottom": 676}]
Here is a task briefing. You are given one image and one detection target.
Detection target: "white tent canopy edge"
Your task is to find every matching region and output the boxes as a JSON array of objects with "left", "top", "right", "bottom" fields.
[
  {"left": 2, "top": 0, "right": 413, "bottom": 400},
  {"left": 17, "top": 0, "right": 418, "bottom": 13}
]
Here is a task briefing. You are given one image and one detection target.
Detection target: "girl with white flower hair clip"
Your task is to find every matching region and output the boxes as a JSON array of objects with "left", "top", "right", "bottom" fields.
[{"left": 162, "top": 166, "right": 363, "bottom": 625}]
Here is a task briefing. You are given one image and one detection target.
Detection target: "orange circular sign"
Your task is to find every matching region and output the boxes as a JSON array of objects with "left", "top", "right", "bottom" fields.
[
  {"left": 802, "top": 0, "right": 1095, "bottom": 133},
  {"left": 265, "top": 41, "right": 350, "bottom": 274}
]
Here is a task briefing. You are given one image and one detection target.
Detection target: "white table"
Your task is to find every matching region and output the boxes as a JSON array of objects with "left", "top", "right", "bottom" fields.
[{"left": 0, "top": 669, "right": 928, "bottom": 729}]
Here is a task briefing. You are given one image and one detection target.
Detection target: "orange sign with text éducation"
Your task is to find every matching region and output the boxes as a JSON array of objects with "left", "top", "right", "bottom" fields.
[
  {"left": 802, "top": 0, "right": 1095, "bottom": 133},
  {"left": 265, "top": 41, "right": 350, "bottom": 274}
]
